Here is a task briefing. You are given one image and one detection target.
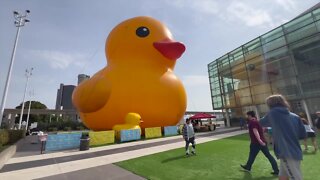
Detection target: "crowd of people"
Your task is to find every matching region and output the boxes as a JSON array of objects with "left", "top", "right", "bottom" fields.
[
  {"left": 183, "top": 94, "right": 319, "bottom": 180},
  {"left": 240, "top": 94, "right": 319, "bottom": 180}
]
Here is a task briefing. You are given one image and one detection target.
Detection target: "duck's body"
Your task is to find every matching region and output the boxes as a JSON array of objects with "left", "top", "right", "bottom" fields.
[{"left": 72, "top": 16, "right": 187, "bottom": 131}]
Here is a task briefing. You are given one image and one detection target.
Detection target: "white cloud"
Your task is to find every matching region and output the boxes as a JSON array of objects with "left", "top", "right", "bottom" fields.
[
  {"left": 275, "top": 0, "right": 297, "bottom": 11},
  {"left": 30, "top": 50, "right": 88, "bottom": 69},
  {"left": 168, "top": 0, "right": 291, "bottom": 28},
  {"left": 191, "top": 0, "right": 219, "bottom": 15},
  {"left": 181, "top": 75, "right": 212, "bottom": 111},
  {"left": 224, "top": 2, "right": 274, "bottom": 27},
  {"left": 168, "top": 0, "right": 219, "bottom": 14},
  {"left": 182, "top": 75, "right": 209, "bottom": 86}
]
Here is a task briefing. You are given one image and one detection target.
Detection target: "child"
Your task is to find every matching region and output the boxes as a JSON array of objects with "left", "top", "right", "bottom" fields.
[
  {"left": 301, "top": 117, "right": 318, "bottom": 152},
  {"left": 182, "top": 118, "right": 196, "bottom": 155}
]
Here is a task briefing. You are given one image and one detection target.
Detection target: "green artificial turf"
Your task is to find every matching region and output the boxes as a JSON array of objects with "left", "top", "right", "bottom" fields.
[{"left": 116, "top": 134, "right": 320, "bottom": 180}]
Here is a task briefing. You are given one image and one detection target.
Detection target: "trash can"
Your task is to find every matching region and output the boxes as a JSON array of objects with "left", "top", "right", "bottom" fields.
[{"left": 79, "top": 133, "right": 90, "bottom": 151}]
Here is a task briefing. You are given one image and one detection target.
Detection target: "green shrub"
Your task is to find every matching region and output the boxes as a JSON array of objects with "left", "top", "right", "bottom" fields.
[
  {"left": 76, "top": 126, "right": 85, "bottom": 130},
  {"left": 0, "top": 129, "right": 9, "bottom": 145},
  {"left": 64, "top": 126, "right": 72, "bottom": 131},
  {"left": 7, "top": 130, "right": 25, "bottom": 144},
  {"left": 37, "top": 121, "right": 48, "bottom": 131},
  {"left": 48, "top": 127, "right": 58, "bottom": 132}
]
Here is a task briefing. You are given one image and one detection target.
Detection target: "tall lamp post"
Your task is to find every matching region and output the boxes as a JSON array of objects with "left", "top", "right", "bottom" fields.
[
  {"left": 0, "top": 10, "right": 30, "bottom": 128},
  {"left": 18, "top": 68, "right": 33, "bottom": 129},
  {"left": 25, "top": 89, "right": 34, "bottom": 130}
]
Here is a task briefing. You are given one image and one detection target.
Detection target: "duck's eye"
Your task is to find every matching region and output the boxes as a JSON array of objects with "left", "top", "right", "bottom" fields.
[{"left": 136, "top": 26, "right": 149, "bottom": 38}]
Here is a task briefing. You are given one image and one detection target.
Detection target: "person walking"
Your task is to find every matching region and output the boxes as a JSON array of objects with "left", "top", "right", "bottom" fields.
[
  {"left": 300, "top": 117, "right": 318, "bottom": 152},
  {"left": 260, "top": 94, "right": 306, "bottom": 180},
  {"left": 315, "top": 111, "right": 320, "bottom": 131},
  {"left": 239, "top": 117, "right": 246, "bottom": 130},
  {"left": 182, "top": 118, "right": 196, "bottom": 156},
  {"left": 240, "top": 111, "right": 279, "bottom": 175}
]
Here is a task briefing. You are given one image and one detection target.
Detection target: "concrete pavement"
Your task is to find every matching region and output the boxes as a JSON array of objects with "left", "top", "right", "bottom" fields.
[{"left": 0, "top": 127, "right": 246, "bottom": 180}]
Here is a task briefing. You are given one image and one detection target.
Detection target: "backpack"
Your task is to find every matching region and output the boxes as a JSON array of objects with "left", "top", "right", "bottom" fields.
[{"left": 316, "top": 118, "right": 320, "bottom": 129}]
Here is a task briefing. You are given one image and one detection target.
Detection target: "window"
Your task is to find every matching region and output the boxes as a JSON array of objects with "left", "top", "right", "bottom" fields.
[
  {"left": 284, "top": 13, "right": 314, "bottom": 34},
  {"left": 232, "top": 71, "right": 249, "bottom": 89},
  {"left": 268, "top": 65, "right": 296, "bottom": 81},
  {"left": 290, "top": 35, "right": 320, "bottom": 97},
  {"left": 222, "top": 94, "right": 237, "bottom": 108},
  {"left": 262, "top": 36, "right": 286, "bottom": 53},
  {"left": 313, "top": 8, "right": 320, "bottom": 21},
  {"left": 218, "top": 55, "right": 230, "bottom": 68},
  {"left": 243, "top": 38, "right": 262, "bottom": 60},
  {"left": 212, "top": 95, "right": 223, "bottom": 108},
  {"left": 252, "top": 93, "right": 271, "bottom": 105},
  {"left": 251, "top": 84, "right": 272, "bottom": 96},
  {"left": 229, "top": 47, "right": 244, "bottom": 66},
  {"left": 271, "top": 78, "right": 301, "bottom": 98},
  {"left": 286, "top": 23, "right": 317, "bottom": 43},
  {"left": 316, "top": 20, "right": 320, "bottom": 32},
  {"left": 261, "top": 27, "right": 284, "bottom": 44},
  {"left": 264, "top": 46, "right": 290, "bottom": 64}
]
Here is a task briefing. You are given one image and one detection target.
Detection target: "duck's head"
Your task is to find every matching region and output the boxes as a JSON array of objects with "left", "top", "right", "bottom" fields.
[
  {"left": 105, "top": 16, "right": 185, "bottom": 70},
  {"left": 125, "top": 113, "right": 143, "bottom": 125}
]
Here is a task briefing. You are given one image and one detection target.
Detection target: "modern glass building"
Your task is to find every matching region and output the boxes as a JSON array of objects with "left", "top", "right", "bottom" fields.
[{"left": 208, "top": 4, "right": 320, "bottom": 126}]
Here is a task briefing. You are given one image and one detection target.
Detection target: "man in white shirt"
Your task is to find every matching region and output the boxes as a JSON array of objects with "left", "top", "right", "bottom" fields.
[{"left": 182, "top": 118, "right": 196, "bottom": 156}]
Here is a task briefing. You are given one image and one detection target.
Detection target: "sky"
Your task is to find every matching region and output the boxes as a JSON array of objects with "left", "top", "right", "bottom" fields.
[{"left": 0, "top": 0, "right": 319, "bottom": 111}]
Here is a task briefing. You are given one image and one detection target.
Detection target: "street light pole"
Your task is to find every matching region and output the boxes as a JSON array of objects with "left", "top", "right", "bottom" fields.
[
  {"left": 25, "top": 90, "right": 34, "bottom": 130},
  {"left": 18, "top": 68, "right": 33, "bottom": 129},
  {"left": 0, "top": 10, "right": 30, "bottom": 128}
]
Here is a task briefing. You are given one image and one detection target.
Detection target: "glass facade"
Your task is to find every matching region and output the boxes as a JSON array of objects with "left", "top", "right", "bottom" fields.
[{"left": 208, "top": 7, "right": 320, "bottom": 124}]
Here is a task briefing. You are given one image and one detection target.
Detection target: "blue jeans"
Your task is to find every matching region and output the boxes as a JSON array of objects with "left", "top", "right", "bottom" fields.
[
  {"left": 185, "top": 137, "right": 195, "bottom": 151},
  {"left": 245, "top": 143, "right": 279, "bottom": 172}
]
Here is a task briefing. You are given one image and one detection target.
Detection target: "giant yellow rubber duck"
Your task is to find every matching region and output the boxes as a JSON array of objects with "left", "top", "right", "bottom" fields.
[{"left": 72, "top": 16, "right": 187, "bottom": 131}]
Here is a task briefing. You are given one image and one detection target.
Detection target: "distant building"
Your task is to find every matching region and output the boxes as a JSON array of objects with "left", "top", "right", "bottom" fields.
[
  {"left": 78, "top": 74, "right": 90, "bottom": 85},
  {"left": 55, "top": 83, "right": 76, "bottom": 110}
]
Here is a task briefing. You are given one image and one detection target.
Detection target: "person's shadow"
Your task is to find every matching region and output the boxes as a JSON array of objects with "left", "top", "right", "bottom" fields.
[{"left": 161, "top": 155, "right": 194, "bottom": 163}]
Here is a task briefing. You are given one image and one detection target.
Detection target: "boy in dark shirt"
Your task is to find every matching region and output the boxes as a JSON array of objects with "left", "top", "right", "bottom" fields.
[{"left": 240, "top": 111, "right": 279, "bottom": 175}]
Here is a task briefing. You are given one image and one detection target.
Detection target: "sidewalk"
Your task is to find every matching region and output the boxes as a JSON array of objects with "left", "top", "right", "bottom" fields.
[{"left": 0, "top": 127, "right": 246, "bottom": 179}]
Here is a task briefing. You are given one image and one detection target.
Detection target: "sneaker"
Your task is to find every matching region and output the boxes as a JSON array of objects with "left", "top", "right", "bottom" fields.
[
  {"left": 240, "top": 165, "right": 250, "bottom": 173},
  {"left": 191, "top": 151, "right": 196, "bottom": 155},
  {"left": 186, "top": 152, "right": 190, "bottom": 156},
  {"left": 271, "top": 171, "right": 279, "bottom": 175}
]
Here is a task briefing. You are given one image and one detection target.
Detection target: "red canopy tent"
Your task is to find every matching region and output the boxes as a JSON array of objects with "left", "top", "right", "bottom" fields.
[
  {"left": 189, "top": 113, "right": 216, "bottom": 120},
  {"left": 188, "top": 113, "right": 216, "bottom": 131}
]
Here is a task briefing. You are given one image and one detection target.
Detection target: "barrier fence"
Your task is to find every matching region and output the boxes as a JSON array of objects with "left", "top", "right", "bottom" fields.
[{"left": 45, "top": 125, "right": 180, "bottom": 151}]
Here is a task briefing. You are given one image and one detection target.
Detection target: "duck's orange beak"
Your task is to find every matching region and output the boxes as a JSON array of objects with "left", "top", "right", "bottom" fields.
[{"left": 153, "top": 39, "right": 186, "bottom": 60}]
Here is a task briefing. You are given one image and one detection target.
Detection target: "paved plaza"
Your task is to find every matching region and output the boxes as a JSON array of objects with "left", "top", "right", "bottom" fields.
[{"left": 0, "top": 127, "right": 245, "bottom": 179}]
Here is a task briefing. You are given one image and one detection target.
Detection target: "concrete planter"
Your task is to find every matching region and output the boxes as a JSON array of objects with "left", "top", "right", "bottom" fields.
[{"left": 0, "top": 144, "right": 17, "bottom": 170}]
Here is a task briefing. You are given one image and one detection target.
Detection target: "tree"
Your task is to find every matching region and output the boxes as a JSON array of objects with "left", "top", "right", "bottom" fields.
[
  {"left": 15, "top": 101, "right": 48, "bottom": 125},
  {"left": 15, "top": 101, "right": 47, "bottom": 109}
]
